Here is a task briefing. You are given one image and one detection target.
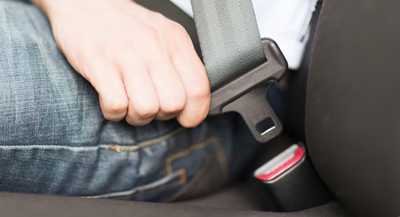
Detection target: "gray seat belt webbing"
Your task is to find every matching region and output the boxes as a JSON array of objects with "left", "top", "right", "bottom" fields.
[
  {"left": 191, "top": 0, "right": 265, "bottom": 90},
  {"left": 192, "top": 0, "right": 286, "bottom": 143}
]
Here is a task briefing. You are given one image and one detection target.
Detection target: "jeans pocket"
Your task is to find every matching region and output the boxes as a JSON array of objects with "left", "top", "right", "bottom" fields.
[
  {"left": 86, "top": 135, "right": 231, "bottom": 202},
  {"left": 85, "top": 169, "right": 185, "bottom": 202},
  {"left": 166, "top": 136, "right": 231, "bottom": 201}
]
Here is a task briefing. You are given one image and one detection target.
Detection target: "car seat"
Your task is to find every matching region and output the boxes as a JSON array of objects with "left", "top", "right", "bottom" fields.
[{"left": 1, "top": 0, "right": 398, "bottom": 216}]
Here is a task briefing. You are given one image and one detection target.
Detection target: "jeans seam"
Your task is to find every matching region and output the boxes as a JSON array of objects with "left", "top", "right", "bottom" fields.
[
  {"left": 106, "top": 128, "right": 184, "bottom": 152},
  {"left": 0, "top": 128, "right": 185, "bottom": 153},
  {"left": 83, "top": 170, "right": 183, "bottom": 199}
]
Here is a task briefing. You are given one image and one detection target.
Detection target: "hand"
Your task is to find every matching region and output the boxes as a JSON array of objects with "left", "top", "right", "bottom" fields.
[{"left": 33, "top": 0, "right": 210, "bottom": 127}]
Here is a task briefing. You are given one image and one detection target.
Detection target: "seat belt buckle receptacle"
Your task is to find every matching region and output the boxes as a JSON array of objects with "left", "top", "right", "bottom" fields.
[
  {"left": 209, "top": 39, "right": 287, "bottom": 143},
  {"left": 252, "top": 143, "right": 332, "bottom": 211}
]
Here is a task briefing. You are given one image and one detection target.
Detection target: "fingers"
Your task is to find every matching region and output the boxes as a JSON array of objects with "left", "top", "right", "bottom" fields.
[
  {"left": 168, "top": 23, "right": 211, "bottom": 128},
  {"left": 129, "top": 11, "right": 210, "bottom": 127},
  {"left": 69, "top": 9, "right": 210, "bottom": 128},
  {"left": 85, "top": 61, "right": 129, "bottom": 121},
  {"left": 146, "top": 40, "right": 187, "bottom": 120},
  {"left": 118, "top": 56, "right": 159, "bottom": 126}
]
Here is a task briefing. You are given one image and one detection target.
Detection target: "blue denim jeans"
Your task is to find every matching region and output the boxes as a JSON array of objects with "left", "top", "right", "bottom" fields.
[{"left": 0, "top": 0, "right": 261, "bottom": 201}]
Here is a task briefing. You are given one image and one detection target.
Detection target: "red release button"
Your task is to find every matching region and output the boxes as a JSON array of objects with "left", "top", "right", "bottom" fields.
[{"left": 254, "top": 144, "right": 305, "bottom": 182}]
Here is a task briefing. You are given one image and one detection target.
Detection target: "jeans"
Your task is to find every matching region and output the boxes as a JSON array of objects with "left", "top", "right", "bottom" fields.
[{"left": 0, "top": 0, "right": 261, "bottom": 201}]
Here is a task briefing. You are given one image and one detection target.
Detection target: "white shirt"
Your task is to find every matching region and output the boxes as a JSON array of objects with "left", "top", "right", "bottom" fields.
[{"left": 170, "top": 0, "right": 318, "bottom": 70}]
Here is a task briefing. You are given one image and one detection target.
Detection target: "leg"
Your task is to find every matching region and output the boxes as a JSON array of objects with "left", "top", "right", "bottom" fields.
[{"left": 0, "top": 1, "right": 259, "bottom": 201}]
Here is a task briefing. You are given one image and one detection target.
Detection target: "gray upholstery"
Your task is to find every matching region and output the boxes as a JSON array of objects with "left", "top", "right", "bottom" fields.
[
  {"left": 182, "top": 183, "right": 345, "bottom": 216},
  {"left": 0, "top": 189, "right": 348, "bottom": 217},
  {"left": 306, "top": 0, "right": 400, "bottom": 216}
]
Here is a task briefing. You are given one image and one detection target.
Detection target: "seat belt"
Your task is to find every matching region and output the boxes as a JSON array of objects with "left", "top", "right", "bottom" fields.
[{"left": 191, "top": 0, "right": 288, "bottom": 143}]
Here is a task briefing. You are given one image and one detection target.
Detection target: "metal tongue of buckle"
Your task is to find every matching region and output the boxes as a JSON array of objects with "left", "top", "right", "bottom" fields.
[{"left": 209, "top": 39, "right": 287, "bottom": 143}]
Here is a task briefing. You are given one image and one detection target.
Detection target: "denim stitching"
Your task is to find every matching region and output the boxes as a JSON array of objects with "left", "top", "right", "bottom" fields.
[
  {"left": 84, "top": 170, "right": 183, "bottom": 199},
  {"left": 0, "top": 128, "right": 184, "bottom": 152},
  {"left": 165, "top": 141, "right": 209, "bottom": 175},
  {"left": 162, "top": 136, "right": 230, "bottom": 201},
  {"left": 106, "top": 128, "right": 184, "bottom": 152},
  {"left": 164, "top": 136, "right": 229, "bottom": 184}
]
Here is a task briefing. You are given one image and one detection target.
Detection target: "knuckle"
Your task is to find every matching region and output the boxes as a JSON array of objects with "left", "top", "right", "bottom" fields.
[
  {"left": 142, "top": 27, "right": 163, "bottom": 53},
  {"left": 102, "top": 98, "right": 128, "bottom": 121},
  {"left": 188, "top": 84, "right": 211, "bottom": 101},
  {"left": 117, "top": 49, "right": 138, "bottom": 65},
  {"left": 173, "top": 25, "right": 193, "bottom": 47},
  {"left": 169, "top": 21, "right": 187, "bottom": 35},
  {"left": 151, "top": 13, "right": 170, "bottom": 34},
  {"left": 148, "top": 26, "right": 160, "bottom": 38},
  {"left": 168, "top": 22, "right": 191, "bottom": 43},
  {"left": 168, "top": 24, "right": 193, "bottom": 55},
  {"left": 152, "top": 12, "right": 167, "bottom": 23},
  {"left": 104, "top": 99, "right": 129, "bottom": 115},
  {"left": 126, "top": 115, "right": 151, "bottom": 126},
  {"left": 160, "top": 95, "right": 186, "bottom": 114},
  {"left": 141, "top": 25, "right": 161, "bottom": 43},
  {"left": 179, "top": 117, "right": 202, "bottom": 128},
  {"left": 161, "top": 103, "right": 184, "bottom": 114},
  {"left": 178, "top": 107, "right": 209, "bottom": 128},
  {"left": 134, "top": 101, "right": 159, "bottom": 119}
]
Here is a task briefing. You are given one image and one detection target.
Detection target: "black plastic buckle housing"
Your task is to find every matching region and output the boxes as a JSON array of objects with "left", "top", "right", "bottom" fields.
[
  {"left": 252, "top": 143, "right": 332, "bottom": 211},
  {"left": 209, "top": 39, "right": 287, "bottom": 143}
]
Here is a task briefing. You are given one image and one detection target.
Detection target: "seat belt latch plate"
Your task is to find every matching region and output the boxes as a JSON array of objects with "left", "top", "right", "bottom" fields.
[{"left": 210, "top": 39, "right": 287, "bottom": 143}]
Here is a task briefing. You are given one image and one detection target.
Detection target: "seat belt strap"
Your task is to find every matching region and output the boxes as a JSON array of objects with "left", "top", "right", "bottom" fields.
[
  {"left": 192, "top": 0, "right": 287, "bottom": 143},
  {"left": 191, "top": 0, "right": 265, "bottom": 90}
]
